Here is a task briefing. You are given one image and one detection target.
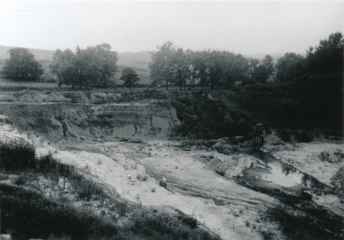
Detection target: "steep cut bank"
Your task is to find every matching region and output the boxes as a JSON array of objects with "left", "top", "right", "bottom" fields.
[{"left": 0, "top": 90, "right": 179, "bottom": 142}]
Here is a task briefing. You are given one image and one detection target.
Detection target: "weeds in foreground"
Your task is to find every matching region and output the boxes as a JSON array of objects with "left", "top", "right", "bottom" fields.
[
  {"left": 1, "top": 184, "right": 118, "bottom": 240},
  {"left": 264, "top": 205, "right": 343, "bottom": 240},
  {"left": 0, "top": 140, "right": 222, "bottom": 240}
]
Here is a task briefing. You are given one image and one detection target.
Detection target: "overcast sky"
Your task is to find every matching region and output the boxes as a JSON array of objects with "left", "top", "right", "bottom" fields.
[{"left": 0, "top": 1, "right": 343, "bottom": 55}]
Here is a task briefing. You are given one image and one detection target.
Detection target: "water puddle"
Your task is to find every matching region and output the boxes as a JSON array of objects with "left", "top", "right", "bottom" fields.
[
  {"left": 263, "top": 161, "right": 303, "bottom": 187},
  {"left": 246, "top": 150, "right": 328, "bottom": 190}
]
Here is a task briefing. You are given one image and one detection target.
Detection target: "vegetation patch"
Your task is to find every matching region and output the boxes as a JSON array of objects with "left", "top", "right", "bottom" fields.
[
  {"left": 0, "top": 140, "right": 221, "bottom": 240},
  {"left": 264, "top": 205, "right": 343, "bottom": 240}
]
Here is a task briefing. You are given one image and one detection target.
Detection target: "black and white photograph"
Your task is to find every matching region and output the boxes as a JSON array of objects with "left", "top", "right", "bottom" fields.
[{"left": 0, "top": 1, "right": 343, "bottom": 239}]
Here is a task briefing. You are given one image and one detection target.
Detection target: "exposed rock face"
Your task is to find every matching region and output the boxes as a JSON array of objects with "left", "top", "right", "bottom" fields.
[{"left": 0, "top": 91, "right": 180, "bottom": 142}]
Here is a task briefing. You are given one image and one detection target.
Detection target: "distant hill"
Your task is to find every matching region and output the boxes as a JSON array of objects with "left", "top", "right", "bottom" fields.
[
  {"left": 246, "top": 53, "right": 306, "bottom": 63},
  {"left": 0, "top": 45, "right": 55, "bottom": 61},
  {"left": 116, "top": 51, "right": 152, "bottom": 84}
]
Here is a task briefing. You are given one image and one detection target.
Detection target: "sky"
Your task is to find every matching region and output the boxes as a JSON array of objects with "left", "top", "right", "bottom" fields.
[{"left": 0, "top": 1, "right": 343, "bottom": 55}]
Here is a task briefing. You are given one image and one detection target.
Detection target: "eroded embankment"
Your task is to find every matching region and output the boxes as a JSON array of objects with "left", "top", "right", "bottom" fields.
[
  {"left": 0, "top": 92, "right": 285, "bottom": 240},
  {"left": 1, "top": 90, "right": 343, "bottom": 239},
  {"left": 0, "top": 102, "right": 179, "bottom": 143}
]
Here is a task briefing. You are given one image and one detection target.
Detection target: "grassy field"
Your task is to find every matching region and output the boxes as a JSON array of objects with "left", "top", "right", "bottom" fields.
[{"left": 0, "top": 77, "right": 57, "bottom": 88}]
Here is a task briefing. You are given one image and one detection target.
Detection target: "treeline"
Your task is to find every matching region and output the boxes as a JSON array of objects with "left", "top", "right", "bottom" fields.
[
  {"left": 234, "top": 32, "right": 343, "bottom": 129},
  {"left": 0, "top": 44, "right": 144, "bottom": 89},
  {"left": 149, "top": 33, "right": 343, "bottom": 90},
  {"left": 168, "top": 32, "right": 343, "bottom": 136},
  {"left": 149, "top": 42, "right": 274, "bottom": 90}
]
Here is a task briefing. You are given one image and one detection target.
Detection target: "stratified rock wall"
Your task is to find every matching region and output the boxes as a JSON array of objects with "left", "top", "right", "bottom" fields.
[{"left": 0, "top": 91, "right": 180, "bottom": 142}]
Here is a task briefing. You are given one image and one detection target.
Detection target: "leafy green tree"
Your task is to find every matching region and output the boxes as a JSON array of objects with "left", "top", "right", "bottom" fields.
[
  {"left": 275, "top": 53, "right": 305, "bottom": 82},
  {"left": 305, "top": 32, "right": 343, "bottom": 74},
  {"left": 192, "top": 51, "right": 208, "bottom": 90},
  {"left": 77, "top": 43, "right": 118, "bottom": 88},
  {"left": 120, "top": 67, "right": 140, "bottom": 91},
  {"left": 149, "top": 41, "right": 177, "bottom": 90},
  {"left": 2, "top": 48, "right": 43, "bottom": 81},
  {"left": 222, "top": 53, "right": 249, "bottom": 88},
  {"left": 250, "top": 55, "right": 274, "bottom": 84},
  {"left": 171, "top": 48, "right": 188, "bottom": 90},
  {"left": 50, "top": 49, "right": 77, "bottom": 88},
  {"left": 206, "top": 51, "right": 225, "bottom": 89},
  {"left": 50, "top": 44, "right": 118, "bottom": 88}
]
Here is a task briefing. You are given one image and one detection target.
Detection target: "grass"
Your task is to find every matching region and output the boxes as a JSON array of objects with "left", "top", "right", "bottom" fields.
[
  {"left": 264, "top": 205, "right": 343, "bottom": 240},
  {"left": 1, "top": 183, "right": 118, "bottom": 240},
  {"left": 0, "top": 76, "right": 57, "bottom": 88},
  {"left": 0, "top": 140, "right": 221, "bottom": 240}
]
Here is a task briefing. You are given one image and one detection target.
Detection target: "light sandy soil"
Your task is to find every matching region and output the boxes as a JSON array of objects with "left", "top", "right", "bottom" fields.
[{"left": 0, "top": 122, "right": 285, "bottom": 240}]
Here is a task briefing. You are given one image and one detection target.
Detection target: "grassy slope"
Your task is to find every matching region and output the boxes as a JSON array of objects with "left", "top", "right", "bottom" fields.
[{"left": 0, "top": 140, "right": 220, "bottom": 240}]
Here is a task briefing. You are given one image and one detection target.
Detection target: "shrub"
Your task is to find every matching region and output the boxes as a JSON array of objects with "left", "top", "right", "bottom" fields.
[
  {"left": 159, "top": 180, "right": 167, "bottom": 189},
  {"left": 294, "top": 130, "right": 313, "bottom": 143},
  {"left": 276, "top": 129, "right": 291, "bottom": 142},
  {"left": 265, "top": 205, "right": 343, "bottom": 240},
  {"left": 318, "top": 152, "right": 330, "bottom": 162},
  {"left": 182, "top": 216, "right": 198, "bottom": 229},
  {"left": 0, "top": 140, "right": 36, "bottom": 171},
  {"left": 334, "top": 150, "right": 344, "bottom": 163},
  {"left": 14, "top": 175, "right": 27, "bottom": 185},
  {"left": 1, "top": 184, "right": 118, "bottom": 240}
]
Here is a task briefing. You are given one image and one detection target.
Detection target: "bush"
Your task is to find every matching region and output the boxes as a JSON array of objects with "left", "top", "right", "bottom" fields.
[
  {"left": 294, "top": 130, "right": 313, "bottom": 143},
  {"left": 129, "top": 212, "right": 217, "bottom": 240},
  {"left": 319, "top": 152, "right": 330, "bottom": 162},
  {"left": 181, "top": 216, "right": 198, "bottom": 229},
  {"left": 13, "top": 175, "right": 27, "bottom": 185},
  {"left": 0, "top": 142, "right": 222, "bottom": 240},
  {"left": 70, "top": 176, "right": 104, "bottom": 201},
  {"left": 1, "top": 184, "right": 118, "bottom": 240},
  {"left": 170, "top": 94, "right": 252, "bottom": 139},
  {"left": 0, "top": 140, "right": 36, "bottom": 171},
  {"left": 265, "top": 205, "right": 342, "bottom": 240}
]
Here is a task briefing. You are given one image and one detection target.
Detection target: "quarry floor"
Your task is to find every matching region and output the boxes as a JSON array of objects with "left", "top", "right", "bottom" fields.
[{"left": 1, "top": 122, "right": 343, "bottom": 240}]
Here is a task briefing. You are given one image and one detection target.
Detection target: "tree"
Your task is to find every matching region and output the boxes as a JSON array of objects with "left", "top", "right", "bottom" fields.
[
  {"left": 206, "top": 51, "right": 224, "bottom": 90},
  {"left": 149, "top": 41, "right": 177, "bottom": 90},
  {"left": 170, "top": 48, "right": 188, "bottom": 90},
  {"left": 50, "top": 44, "right": 118, "bottom": 88},
  {"left": 222, "top": 53, "right": 249, "bottom": 88},
  {"left": 120, "top": 67, "right": 140, "bottom": 91},
  {"left": 2, "top": 48, "right": 43, "bottom": 81},
  {"left": 77, "top": 43, "right": 118, "bottom": 88},
  {"left": 192, "top": 51, "right": 208, "bottom": 90},
  {"left": 251, "top": 55, "right": 274, "bottom": 84},
  {"left": 275, "top": 53, "right": 305, "bottom": 82},
  {"left": 50, "top": 49, "right": 77, "bottom": 88},
  {"left": 305, "top": 32, "right": 343, "bottom": 74}
]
